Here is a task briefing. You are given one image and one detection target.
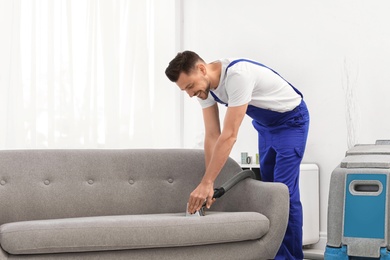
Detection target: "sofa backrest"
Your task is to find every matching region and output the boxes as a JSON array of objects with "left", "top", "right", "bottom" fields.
[{"left": 0, "top": 149, "right": 242, "bottom": 225}]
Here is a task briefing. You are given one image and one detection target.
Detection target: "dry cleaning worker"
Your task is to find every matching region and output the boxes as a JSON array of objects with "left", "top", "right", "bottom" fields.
[{"left": 165, "top": 50, "right": 310, "bottom": 260}]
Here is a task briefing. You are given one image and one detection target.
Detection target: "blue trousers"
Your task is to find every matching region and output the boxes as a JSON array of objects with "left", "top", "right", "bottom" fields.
[{"left": 248, "top": 100, "right": 310, "bottom": 260}]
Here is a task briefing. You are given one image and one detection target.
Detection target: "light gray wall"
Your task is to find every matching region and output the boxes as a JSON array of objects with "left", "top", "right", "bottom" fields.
[{"left": 180, "top": 0, "right": 390, "bottom": 241}]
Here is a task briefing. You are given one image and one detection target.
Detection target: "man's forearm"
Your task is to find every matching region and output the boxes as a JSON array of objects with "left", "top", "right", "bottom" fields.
[
  {"left": 202, "top": 133, "right": 237, "bottom": 184},
  {"left": 204, "top": 135, "right": 218, "bottom": 169}
]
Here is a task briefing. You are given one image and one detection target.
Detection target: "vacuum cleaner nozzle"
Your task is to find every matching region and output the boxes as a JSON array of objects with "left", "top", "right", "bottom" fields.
[
  {"left": 185, "top": 187, "right": 224, "bottom": 217},
  {"left": 185, "top": 203, "right": 205, "bottom": 217}
]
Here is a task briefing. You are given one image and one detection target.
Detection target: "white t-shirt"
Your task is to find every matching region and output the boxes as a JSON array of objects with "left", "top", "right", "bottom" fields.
[{"left": 198, "top": 58, "right": 302, "bottom": 113}]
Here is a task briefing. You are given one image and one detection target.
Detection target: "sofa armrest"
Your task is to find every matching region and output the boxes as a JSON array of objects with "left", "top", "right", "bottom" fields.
[{"left": 213, "top": 179, "right": 289, "bottom": 257}]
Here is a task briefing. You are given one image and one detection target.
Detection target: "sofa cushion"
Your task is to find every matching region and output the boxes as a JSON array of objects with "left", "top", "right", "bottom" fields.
[{"left": 0, "top": 211, "right": 269, "bottom": 255}]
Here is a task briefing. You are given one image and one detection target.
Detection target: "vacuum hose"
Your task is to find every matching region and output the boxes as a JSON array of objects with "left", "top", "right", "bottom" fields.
[
  {"left": 212, "top": 169, "right": 256, "bottom": 199},
  {"left": 191, "top": 169, "right": 256, "bottom": 216}
]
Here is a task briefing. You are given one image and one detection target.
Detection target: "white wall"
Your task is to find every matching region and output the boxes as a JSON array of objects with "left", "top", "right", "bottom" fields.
[{"left": 180, "top": 0, "right": 390, "bottom": 245}]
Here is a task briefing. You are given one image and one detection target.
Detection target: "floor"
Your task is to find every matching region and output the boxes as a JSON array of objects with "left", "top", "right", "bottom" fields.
[{"left": 303, "top": 248, "right": 325, "bottom": 259}]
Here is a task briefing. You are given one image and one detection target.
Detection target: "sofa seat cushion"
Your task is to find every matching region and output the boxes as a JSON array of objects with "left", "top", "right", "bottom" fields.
[{"left": 0, "top": 211, "right": 269, "bottom": 255}]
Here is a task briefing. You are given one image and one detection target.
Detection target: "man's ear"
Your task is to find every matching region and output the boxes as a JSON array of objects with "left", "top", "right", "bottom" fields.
[{"left": 197, "top": 63, "right": 207, "bottom": 76}]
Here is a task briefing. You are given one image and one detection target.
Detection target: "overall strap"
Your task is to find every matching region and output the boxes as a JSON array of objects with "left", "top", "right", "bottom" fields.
[
  {"left": 226, "top": 59, "right": 303, "bottom": 98},
  {"left": 210, "top": 59, "right": 303, "bottom": 105},
  {"left": 210, "top": 91, "right": 228, "bottom": 106}
]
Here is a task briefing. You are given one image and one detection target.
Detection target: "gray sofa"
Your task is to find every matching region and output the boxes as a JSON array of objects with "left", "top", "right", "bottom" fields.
[{"left": 0, "top": 149, "right": 289, "bottom": 260}]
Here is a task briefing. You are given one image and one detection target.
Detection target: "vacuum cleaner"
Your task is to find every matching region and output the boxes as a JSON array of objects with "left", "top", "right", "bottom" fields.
[{"left": 186, "top": 169, "right": 256, "bottom": 217}]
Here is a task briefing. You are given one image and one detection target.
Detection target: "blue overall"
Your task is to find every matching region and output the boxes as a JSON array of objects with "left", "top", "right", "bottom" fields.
[{"left": 211, "top": 59, "right": 310, "bottom": 260}]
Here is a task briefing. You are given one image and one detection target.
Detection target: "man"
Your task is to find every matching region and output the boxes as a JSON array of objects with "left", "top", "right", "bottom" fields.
[{"left": 165, "top": 50, "right": 309, "bottom": 260}]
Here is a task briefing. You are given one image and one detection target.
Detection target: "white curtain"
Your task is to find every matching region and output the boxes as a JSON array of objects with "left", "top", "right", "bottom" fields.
[{"left": 0, "top": 0, "right": 181, "bottom": 149}]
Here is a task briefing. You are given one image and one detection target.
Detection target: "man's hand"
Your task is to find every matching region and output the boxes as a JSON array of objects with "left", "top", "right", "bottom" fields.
[{"left": 187, "top": 181, "right": 215, "bottom": 214}]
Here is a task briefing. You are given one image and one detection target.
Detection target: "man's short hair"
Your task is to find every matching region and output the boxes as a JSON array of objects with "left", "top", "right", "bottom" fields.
[{"left": 165, "top": 51, "right": 204, "bottom": 82}]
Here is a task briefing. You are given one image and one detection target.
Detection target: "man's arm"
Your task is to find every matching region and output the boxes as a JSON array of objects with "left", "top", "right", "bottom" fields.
[
  {"left": 202, "top": 103, "right": 221, "bottom": 168},
  {"left": 188, "top": 103, "right": 248, "bottom": 214}
]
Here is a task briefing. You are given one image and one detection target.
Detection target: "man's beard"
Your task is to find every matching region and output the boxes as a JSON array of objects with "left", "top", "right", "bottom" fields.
[{"left": 197, "top": 80, "right": 211, "bottom": 100}]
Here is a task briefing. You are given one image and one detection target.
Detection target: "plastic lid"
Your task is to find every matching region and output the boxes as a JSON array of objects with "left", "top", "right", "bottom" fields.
[
  {"left": 345, "top": 144, "right": 390, "bottom": 156},
  {"left": 341, "top": 154, "right": 390, "bottom": 168}
]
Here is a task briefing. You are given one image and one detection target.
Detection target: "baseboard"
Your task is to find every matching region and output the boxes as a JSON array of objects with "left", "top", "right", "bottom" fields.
[{"left": 303, "top": 232, "right": 326, "bottom": 259}]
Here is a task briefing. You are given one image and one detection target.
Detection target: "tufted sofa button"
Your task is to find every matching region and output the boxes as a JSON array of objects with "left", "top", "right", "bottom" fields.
[
  {"left": 88, "top": 180, "right": 94, "bottom": 185},
  {"left": 129, "top": 179, "right": 135, "bottom": 185},
  {"left": 0, "top": 180, "right": 5, "bottom": 185},
  {"left": 44, "top": 180, "right": 50, "bottom": 185},
  {"left": 168, "top": 178, "right": 174, "bottom": 184}
]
